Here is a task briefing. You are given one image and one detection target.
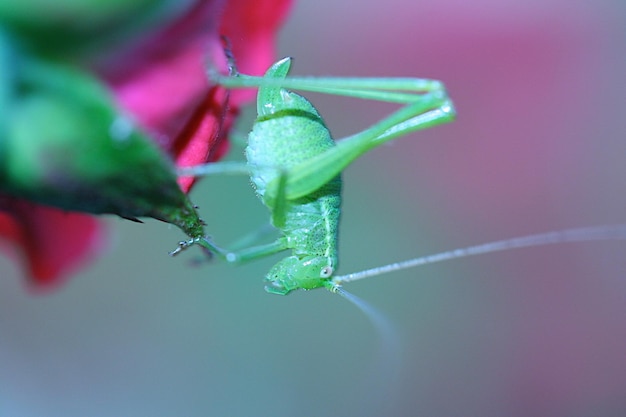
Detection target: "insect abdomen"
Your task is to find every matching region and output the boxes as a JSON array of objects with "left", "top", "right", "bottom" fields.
[
  {"left": 246, "top": 89, "right": 336, "bottom": 199},
  {"left": 245, "top": 58, "right": 343, "bottom": 292}
]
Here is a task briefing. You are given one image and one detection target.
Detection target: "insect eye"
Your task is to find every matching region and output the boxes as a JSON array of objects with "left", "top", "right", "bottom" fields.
[{"left": 320, "top": 266, "right": 333, "bottom": 278}]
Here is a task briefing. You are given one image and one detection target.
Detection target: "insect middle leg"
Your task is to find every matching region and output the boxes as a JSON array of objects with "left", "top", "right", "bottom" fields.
[
  {"left": 218, "top": 166, "right": 293, "bottom": 263},
  {"left": 172, "top": 161, "right": 292, "bottom": 263}
]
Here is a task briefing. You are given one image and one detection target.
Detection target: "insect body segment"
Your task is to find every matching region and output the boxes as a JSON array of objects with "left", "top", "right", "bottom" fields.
[{"left": 246, "top": 58, "right": 341, "bottom": 294}]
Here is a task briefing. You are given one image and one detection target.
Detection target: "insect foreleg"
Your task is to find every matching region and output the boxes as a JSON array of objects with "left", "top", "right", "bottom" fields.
[
  {"left": 171, "top": 233, "right": 288, "bottom": 264},
  {"left": 221, "top": 238, "right": 289, "bottom": 263},
  {"left": 227, "top": 224, "right": 277, "bottom": 252},
  {"left": 176, "top": 161, "right": 251, "bottom": 178}
]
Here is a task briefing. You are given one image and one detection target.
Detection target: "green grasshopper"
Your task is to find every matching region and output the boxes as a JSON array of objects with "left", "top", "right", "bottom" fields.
[{"left": 173, "top": 57, "right": 626, "bottom": 295}]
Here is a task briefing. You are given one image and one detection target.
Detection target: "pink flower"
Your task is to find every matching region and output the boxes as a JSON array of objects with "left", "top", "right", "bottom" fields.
[{"left": 0, "top": 0, "right": 292, "bottom": 290}]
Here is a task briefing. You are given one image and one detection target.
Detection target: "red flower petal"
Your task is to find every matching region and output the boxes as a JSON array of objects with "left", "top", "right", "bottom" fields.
[
  {"left": 220, "top": 0, "right": 293, "bottom": 95},
  {"left": 175, "top": 0, "right": 292, "bottom": 191},
  {"left": 1, "top": 0, "right": 292, "bottom": 289},
  {"left": 98, "top": 2, "right": 226, "bottom": 150},
  {"left": 169, "top": 84, "right": 233, "bottom": 192},
  {"left": 0, "top": 196, "right": 103, "bottom": 291},
  {"left": 100, "top": 0, "right": 293, "bottom": 192}
]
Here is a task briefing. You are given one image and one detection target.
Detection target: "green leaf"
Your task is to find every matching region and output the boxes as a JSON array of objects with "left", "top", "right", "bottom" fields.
[
  {"left": 0, "top": 56, "right": 205, "bottom": 239},
  {"left": 0, "top": 0, "right": 167, "bottom": 56}
]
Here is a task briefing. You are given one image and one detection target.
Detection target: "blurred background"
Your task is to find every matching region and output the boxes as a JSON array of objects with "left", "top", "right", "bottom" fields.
[{"left": 2, "top": 0, "right": 626, "bottom": 415}]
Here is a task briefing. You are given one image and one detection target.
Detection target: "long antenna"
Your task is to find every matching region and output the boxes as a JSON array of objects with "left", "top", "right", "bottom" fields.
[
  {"left": 333, "top": 287, "right": 402, "bottom": 414},
  {"left": 333, "top": 224, "right": 626, "bottom": 284}
]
